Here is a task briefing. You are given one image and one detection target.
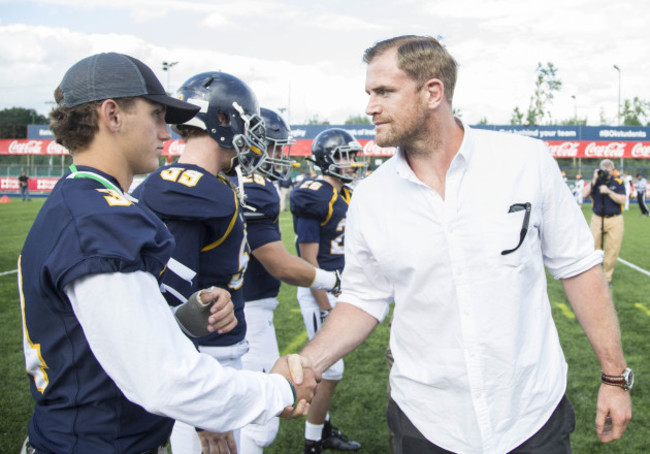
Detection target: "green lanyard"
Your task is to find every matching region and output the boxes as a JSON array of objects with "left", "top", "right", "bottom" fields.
[{"left": 68, "top": 164, "right": 123, "bottom": 194}]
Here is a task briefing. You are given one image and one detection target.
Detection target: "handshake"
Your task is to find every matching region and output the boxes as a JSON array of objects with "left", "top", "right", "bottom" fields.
[
  {"left": 270, "top": 354, "right": 320, "bottom": 418},
  {"left": 174, "top": 287, "right": 319, "bottom": 418}
]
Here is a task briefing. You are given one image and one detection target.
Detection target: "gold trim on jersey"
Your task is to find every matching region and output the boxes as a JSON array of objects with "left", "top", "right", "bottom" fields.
[
  {"left": 201, "top": 180, "right": 240, "bottom": 252},
  {"left": 18, "top": 255, "right": 50, "bottom": 393}
]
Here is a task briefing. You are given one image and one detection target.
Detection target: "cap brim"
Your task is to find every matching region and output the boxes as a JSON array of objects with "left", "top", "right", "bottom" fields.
[{"left": 143, "top": 94, "right": 201, "bottom": 124}]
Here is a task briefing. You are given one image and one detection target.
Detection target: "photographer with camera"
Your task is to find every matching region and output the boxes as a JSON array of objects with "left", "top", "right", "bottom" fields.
[{"left": 583, "top": 159, "right": 627, "bottom": 285}]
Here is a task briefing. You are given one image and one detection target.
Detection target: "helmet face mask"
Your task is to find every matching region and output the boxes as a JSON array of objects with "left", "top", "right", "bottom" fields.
[
  {"left": 257, "top": 107, "right": 297, "bottom": 181},
  {"left": 312, "top": 128, "right": 367, "bottom": 183},
  {"left": 175, "top": 72, "right": 267, "bottom": 175},
  {"left": 230, "top": 101, "right": 267, "bottom": 175}
]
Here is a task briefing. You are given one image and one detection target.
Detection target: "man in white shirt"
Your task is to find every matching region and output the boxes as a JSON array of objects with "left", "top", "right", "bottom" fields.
[{"left": 300, "top": 35, "right": 632, "bottom": 454}]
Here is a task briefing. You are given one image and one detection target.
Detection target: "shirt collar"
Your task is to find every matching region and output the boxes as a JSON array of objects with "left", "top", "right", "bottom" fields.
[{"left": 394, "top": 117, "right": 473, "bottom": 181}]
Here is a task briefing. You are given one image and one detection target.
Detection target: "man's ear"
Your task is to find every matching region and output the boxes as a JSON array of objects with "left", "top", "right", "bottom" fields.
[
  {"left": 217, "top": 111, "right": 230, "bottom": 126},
  {"left": 423, "top": 78, "right": 445, "bottom": 110},
  {"left": 98, "top": 99, "right": 122, "bottom": 132}
]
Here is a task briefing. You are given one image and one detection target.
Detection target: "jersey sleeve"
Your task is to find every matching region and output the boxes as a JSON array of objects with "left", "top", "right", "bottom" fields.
[
  {"left": 290, "top": 180, "right": 332, "bottom": 221},
  {"left": 48, "top": 179, "right": 174, "bottom": 291}
]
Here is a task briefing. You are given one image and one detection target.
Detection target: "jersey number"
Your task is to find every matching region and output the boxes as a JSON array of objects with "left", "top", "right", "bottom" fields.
[
  {"left": 330, "top": 218, "right": 346, "bottom": 255},
  {"left": 160, "top": 167, "right": 203, "bottom": 187},
  {"left": 228, "top": 235, "right": 250, "bottom": 290}
]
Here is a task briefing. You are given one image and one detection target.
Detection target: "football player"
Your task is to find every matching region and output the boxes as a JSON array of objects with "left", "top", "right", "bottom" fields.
[
  {"left": 133, "top": 71, "right": 271, "bottom": 454},
  {"left": 290, "top": 128, "right": 367, "bottom": 453},
  {"left": 18, "top": 53, "right": 315, "bottom": 454},
  {"left": 233, "top": 108, "right": 342, "bottom": 454}
]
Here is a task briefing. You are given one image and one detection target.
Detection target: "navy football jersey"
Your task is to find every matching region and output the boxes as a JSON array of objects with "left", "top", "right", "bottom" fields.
[
  {"left": 231, "top": 173, "right": 283, "bottom": 301},
  {"left": 290, "top": 178, "right": 353, "bottom": 271},
  {"left": 19, "top": 166, "right": 175, "bottom": 453},
  {"left": 135, "top": 163, "right": 249, "bottom": 347}
]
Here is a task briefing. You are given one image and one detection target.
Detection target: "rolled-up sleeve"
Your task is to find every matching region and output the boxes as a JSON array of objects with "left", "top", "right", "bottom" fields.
[
  {"left": 537, "top": 144, "right": 603, "bottom": 279},
  {"left": 338, "top": 186, "right": 393, "bottom": 322}
]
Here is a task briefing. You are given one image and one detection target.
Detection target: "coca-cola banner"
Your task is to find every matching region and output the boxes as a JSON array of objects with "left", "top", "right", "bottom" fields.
[
  {"left": 546, "top": 141, "right": 650, "bottom": 159},
  {"left": 6, "top": 123, "right": 650, "bottom": 159}
]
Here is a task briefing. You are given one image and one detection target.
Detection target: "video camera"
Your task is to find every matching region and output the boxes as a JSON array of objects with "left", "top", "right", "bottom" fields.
[{"left": 596, "top": 169, "right": 610, "bottom": 186}]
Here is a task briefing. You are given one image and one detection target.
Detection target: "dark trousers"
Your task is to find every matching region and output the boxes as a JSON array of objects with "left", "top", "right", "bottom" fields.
[
  {"left": 638, "top": 191, "right": 649, "bottom": 215},
  {"left": 387, "top": 394, "right": 575, "bottom": 454}
]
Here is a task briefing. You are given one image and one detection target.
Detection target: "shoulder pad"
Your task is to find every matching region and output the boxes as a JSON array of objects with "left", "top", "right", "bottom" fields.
[
  {"left": 290, "top": 179, "right": 334, "bottom": 220},
  {"left": 140, "top": 166, "right": 237, "bottom": 222}
]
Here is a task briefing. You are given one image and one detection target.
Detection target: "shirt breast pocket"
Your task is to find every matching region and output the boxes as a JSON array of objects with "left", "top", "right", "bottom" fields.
[{"left": 488, "top": 202, "right": 535, "bottom": 267}]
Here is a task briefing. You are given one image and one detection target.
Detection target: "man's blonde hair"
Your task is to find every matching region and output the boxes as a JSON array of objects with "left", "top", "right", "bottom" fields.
[{"left": 363, "top": 35, "right": 458, "bottom": 103}]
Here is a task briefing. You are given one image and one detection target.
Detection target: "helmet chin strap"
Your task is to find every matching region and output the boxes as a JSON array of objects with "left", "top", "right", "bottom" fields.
[{"left": 233, "top": 165, "right": 255, "bottom": 211}]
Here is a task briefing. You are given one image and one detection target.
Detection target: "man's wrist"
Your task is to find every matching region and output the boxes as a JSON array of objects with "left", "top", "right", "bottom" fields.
[{"left": 285, "top": 378, "right": 297, "bottom": 408}]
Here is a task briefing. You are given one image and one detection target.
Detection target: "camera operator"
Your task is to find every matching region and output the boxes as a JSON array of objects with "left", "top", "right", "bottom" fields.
[{"left": 583, "top": 159, "right": 627, "bottom": 285}]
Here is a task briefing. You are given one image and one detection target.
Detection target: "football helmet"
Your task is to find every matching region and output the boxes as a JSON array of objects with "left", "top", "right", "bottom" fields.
[
  {"left": 311, "top": 128, "right": 367, "bottom": 183},
  {"left": 175, "top": 71, "right": 266, "bottom": 175},
  {"left": 257, "top": 107, "right": 298, "bottom": 181}
]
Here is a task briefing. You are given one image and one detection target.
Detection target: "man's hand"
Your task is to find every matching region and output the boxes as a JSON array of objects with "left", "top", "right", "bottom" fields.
[
  {"left": 197, "top": 429, "right": 237, "bottom": 454},
  {"left": 270, "top": 354, "right": 319, "bottom": 418},
  {"left": 174, "top": 286, "right": 236, "bottom": 337},
  {"left": 598, "top": 185, "right": 610, "bottom": 195},
  {"left": 595, "top": 384, "right": 632, "bottom": 443}
]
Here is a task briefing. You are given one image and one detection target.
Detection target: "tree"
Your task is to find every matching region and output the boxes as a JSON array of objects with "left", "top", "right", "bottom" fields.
[
  {"left": 344, "top": 114, "right": 370, "bottom": 125},
  {"left": 0, "top": 107, "right": 49, "bottom": 138},
  {"left": 305, "top": 114, "right": 330, "bottom": 125},
  {"left": 510, "top": 107, "right": 524, "bottom": 125},
  {"left": 621, "top": 97, "right": 650, "bottom": 126},
  {"left": 525, "top": 62, "right": 562, "bottom": 126},
  {"left": 558, "top": 117, "right": 587, "bottom": 126}
]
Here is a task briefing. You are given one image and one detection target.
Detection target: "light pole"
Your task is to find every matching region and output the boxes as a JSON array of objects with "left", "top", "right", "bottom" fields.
[
  {"left": 571, "top": 94, "right": 577, "bottom": 122},
  {"left": 162, "top": 61, "right": 179, "bottom": 94},
  {"left": 613, "top": 65, "right": 621, "bottom": 126}
]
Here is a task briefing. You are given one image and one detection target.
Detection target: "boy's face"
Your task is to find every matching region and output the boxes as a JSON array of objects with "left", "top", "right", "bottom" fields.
[{"left": 119, "top": 98, "right": 171, "bottom": 175}]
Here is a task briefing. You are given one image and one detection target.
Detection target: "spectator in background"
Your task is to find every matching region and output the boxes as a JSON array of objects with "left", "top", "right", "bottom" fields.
[
  {"left": 635, "top": 173, "right": 649, "bottom": 216},
  {"left": 278, "top": 171, "right": 294, "bottom": 212},
  {"left": 584, "top": 159, "right": 626, "bottom": 285},
  {"left": 621, "top": 171, "right": 632, "bottom": 211},
  {"left": 573, "top": 174, "right": 585, "bottom": 207},
  {"left": 18, "top": 171, "right": 31, "bottom": 201}
]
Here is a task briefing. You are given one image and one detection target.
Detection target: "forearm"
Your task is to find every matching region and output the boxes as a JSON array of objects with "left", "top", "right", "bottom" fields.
[
  {"left": 606, "top": 191, "right": 626, "bottom": 205},
  {"left": 67, "top": 271, "right": 293, "bottom": 430},
  {"left": 254, "top": 242, "right": 317, "bottom": 287},
  {"left": 561, "top": 265, "right": 627, "bottom": 374},
  {"left": 300, "top": 302, "right": 378, "bottom": 374}
]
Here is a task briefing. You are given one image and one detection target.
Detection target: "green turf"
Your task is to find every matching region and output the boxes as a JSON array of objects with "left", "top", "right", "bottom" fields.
[{"left": 0, "top": 200, "right": 647, "bottom": 453}]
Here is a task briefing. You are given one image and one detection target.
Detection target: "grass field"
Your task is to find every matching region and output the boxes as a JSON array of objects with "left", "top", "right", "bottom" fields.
[{"left": 0, "top": 197, "right": 648, "bottom": 453}]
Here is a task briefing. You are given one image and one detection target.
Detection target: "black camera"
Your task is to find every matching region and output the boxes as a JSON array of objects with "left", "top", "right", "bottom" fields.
[{"left": 596, "top": 169, "right": 610, "bottom": 186}]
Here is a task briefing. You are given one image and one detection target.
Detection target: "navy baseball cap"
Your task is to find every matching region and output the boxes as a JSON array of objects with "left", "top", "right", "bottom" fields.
[{"left": 58, "top": 52, "right": 200, "bottom": 124}]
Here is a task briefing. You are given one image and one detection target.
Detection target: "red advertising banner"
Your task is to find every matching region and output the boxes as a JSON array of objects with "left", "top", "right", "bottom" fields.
[
  {"left": 1, "top": 176, "right": 59, "bottom": 191},
  {"left": 2, "top": 138, "right": 650, "bottom": 159}
]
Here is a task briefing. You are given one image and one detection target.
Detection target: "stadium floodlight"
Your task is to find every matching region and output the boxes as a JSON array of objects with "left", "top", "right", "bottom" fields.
[{"left": 162, "top": 61, "right": 179, "bottom": 94}]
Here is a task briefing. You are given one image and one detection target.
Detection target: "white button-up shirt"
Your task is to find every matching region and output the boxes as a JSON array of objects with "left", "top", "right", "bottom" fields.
[{"left": 339, "top": 123, "right": 602, "bottom": 454}]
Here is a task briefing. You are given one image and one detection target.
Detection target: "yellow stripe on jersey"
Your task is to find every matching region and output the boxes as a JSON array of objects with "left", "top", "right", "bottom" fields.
[
  {"left": 320, "top": 188, "right": 338, "bottom": 227},
  {"left": 201, "top": 182, "right": 240, "bottom": 252},
  {"left": 18, "top": 255, "right": 50, "bottom": 393}
]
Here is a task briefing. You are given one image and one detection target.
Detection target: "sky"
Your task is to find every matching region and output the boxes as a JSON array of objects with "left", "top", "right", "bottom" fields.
[{"left": 1, "top": 0, "right": 649, "bottom": 126}]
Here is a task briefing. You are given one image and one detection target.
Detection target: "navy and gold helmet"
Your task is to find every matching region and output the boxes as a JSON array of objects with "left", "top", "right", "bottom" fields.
[
  {"left": 258, "top": 107, "right": 298, "bottom": 181},
  {"left": 311, "top": 128, "right": 367, "bottom": 183},
  {"left": 175, "top": 71, "right": 266, "bottom": 175}
]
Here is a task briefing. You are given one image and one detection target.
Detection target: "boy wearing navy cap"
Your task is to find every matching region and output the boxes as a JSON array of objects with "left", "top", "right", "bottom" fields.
[{"left": 18, "top": 53, "right": 316, "bottom": 454}]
